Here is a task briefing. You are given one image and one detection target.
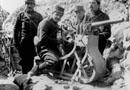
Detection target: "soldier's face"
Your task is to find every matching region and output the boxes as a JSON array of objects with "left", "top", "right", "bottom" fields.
[
  {"left": 52, "top": 11, "right": 64, "bottom": 22},
  {"left": 25, "top": 2, "right": 35, "bottom": 11},
  {"left": 89, "top": 0, "right": 99, "bottom": 12},
  {"left": 74, "top": 11, "right": 85, "bottom": 21}
]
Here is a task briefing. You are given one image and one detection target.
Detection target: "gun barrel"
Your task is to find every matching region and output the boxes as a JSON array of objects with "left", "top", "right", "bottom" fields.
[{"left": 91, "top": 19, "right": 124, "bottom": 27}]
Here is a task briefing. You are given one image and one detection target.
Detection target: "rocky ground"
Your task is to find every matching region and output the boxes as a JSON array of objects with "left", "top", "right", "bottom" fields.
[
  {"left": 0, "top": 72, "right": 129, "bottom": 90},
  {"left": 0, "top": 0, "right": 130, "bottom": 90}
]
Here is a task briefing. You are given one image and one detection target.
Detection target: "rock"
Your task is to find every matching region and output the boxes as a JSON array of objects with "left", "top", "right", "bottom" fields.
[
  {"left": 124, "top": 72, "right": 130, "bottom": 90},
  {"left": 0, "top": 77, "right": 19, "bottom": 90},
  {"left": 0, "top": 84, "right": 19, "bottom": 90}
]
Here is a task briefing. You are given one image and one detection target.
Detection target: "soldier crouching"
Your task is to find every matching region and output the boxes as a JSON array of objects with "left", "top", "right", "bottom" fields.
[{"left": 27, "top": 5, "right": 65, "bottom": 79}]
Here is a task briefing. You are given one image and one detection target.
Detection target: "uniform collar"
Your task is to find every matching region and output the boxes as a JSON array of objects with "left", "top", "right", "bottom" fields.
[
  {"left": 93, "top": 9, "right": 102, "bottom": 16},
  {"left": 50, "top": 18, "right": 58, "bottom": 24},
  {"left": 24, "top": 9, "right": 35, "bottom": 15}
]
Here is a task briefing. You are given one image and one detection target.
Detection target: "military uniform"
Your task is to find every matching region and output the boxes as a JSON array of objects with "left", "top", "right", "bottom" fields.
[
  {"left": 13, "top": 11, "right": 43, "bottom": 74},
  {"left": 31, "top": 18, "right": 61, "bottom": 75},
  {"left": 88, "top": 10, "right": 111, "bottom": 54},
  {"left": 28, "top": 5, "right": 64, "bottom": 76}
]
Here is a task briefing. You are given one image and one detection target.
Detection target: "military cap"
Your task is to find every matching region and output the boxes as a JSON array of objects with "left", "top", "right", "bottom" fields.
[
  {"left": 25, "top": 0, "right": 35, "bottom": 4},
  {"left": 52, "top": 5, "right": 64, "bottom": 14},
  {"left": 90, "top": 0, "right": 101, "bottom": 5},
  {"left": 73, "top": 5, "right": 85, "bottom": 12},
  {"left": 96, "top": 0, "right": 101, "bottom": 5}
]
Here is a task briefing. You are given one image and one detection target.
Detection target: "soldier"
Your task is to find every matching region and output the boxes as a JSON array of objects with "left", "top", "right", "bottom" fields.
[
  {"left": 62, "top": 5, "right": 86, "bottom": 67},
  {"left": 72, "top": 5, "right": 86, "bottom": 34},
  {"left": 13, "top": 0, "right": 43, "bottom": 74},
  {"left": 63, "top": 5, "right": 86, "bottom": 35},
  {"left": 88, "top": 0, "right": 111, "bottom": 55},
  {"left": 27, "top": 5, "right": 64, "bottom": 77},
  {"left": 88, "top": 0, "right": 123, "bottom": 85}
]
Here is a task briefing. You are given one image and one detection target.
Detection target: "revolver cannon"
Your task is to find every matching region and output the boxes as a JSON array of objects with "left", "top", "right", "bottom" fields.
[{"left": 50, "top": 18, "right": 125, "bottom": 83}]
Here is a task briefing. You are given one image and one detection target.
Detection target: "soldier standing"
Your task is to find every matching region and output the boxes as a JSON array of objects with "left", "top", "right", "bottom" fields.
[
  {"left": 13, "top": 0, "right": 43, "bottom": 74},
  {"left": 88, "top": 0, "right": 111, "bottom": 55}
]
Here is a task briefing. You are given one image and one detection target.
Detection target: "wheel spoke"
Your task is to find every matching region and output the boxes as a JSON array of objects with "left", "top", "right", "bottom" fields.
[
  {"left": 83, "top": 65, "right": 88, "bottom": 68},
  {"left": 82, "top": 68, "right": 88, "bottom": 79}
]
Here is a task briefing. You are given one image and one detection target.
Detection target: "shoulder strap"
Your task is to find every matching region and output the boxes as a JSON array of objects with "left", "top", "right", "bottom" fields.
[{"left": 24, "top": 12, "right": 38, "bottom": 28}]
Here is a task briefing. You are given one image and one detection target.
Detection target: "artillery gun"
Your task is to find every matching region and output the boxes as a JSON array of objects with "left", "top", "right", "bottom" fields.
[{"left": 53, "top": 18, "right": 124, "bottom": 83}]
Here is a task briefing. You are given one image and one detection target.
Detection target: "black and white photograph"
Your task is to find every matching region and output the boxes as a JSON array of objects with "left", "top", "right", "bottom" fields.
[{"left": 0, "top": 0, "right": 130, "bottom": 90}]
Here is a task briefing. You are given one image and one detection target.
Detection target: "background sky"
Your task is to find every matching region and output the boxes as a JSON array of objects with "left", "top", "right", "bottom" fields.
[
  {"left": 0, "top": 0, "right": 41, "bottom": 14},
  {"left": 0, "top": 0, "right": 24, "bottom": 14}
]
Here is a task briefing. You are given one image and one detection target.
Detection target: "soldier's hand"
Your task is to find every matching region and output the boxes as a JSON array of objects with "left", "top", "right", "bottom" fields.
[
  {"left": 99, "top": 26, "right": 104, "bottom": 32},
  {"left": 93, "top": 28, "right": 99, "bottom": 35}
]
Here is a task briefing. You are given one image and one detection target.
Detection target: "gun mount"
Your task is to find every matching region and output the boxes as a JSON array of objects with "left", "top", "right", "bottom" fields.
[{"left": 48, "top": 18, "right": 125, "bottom": 84}]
